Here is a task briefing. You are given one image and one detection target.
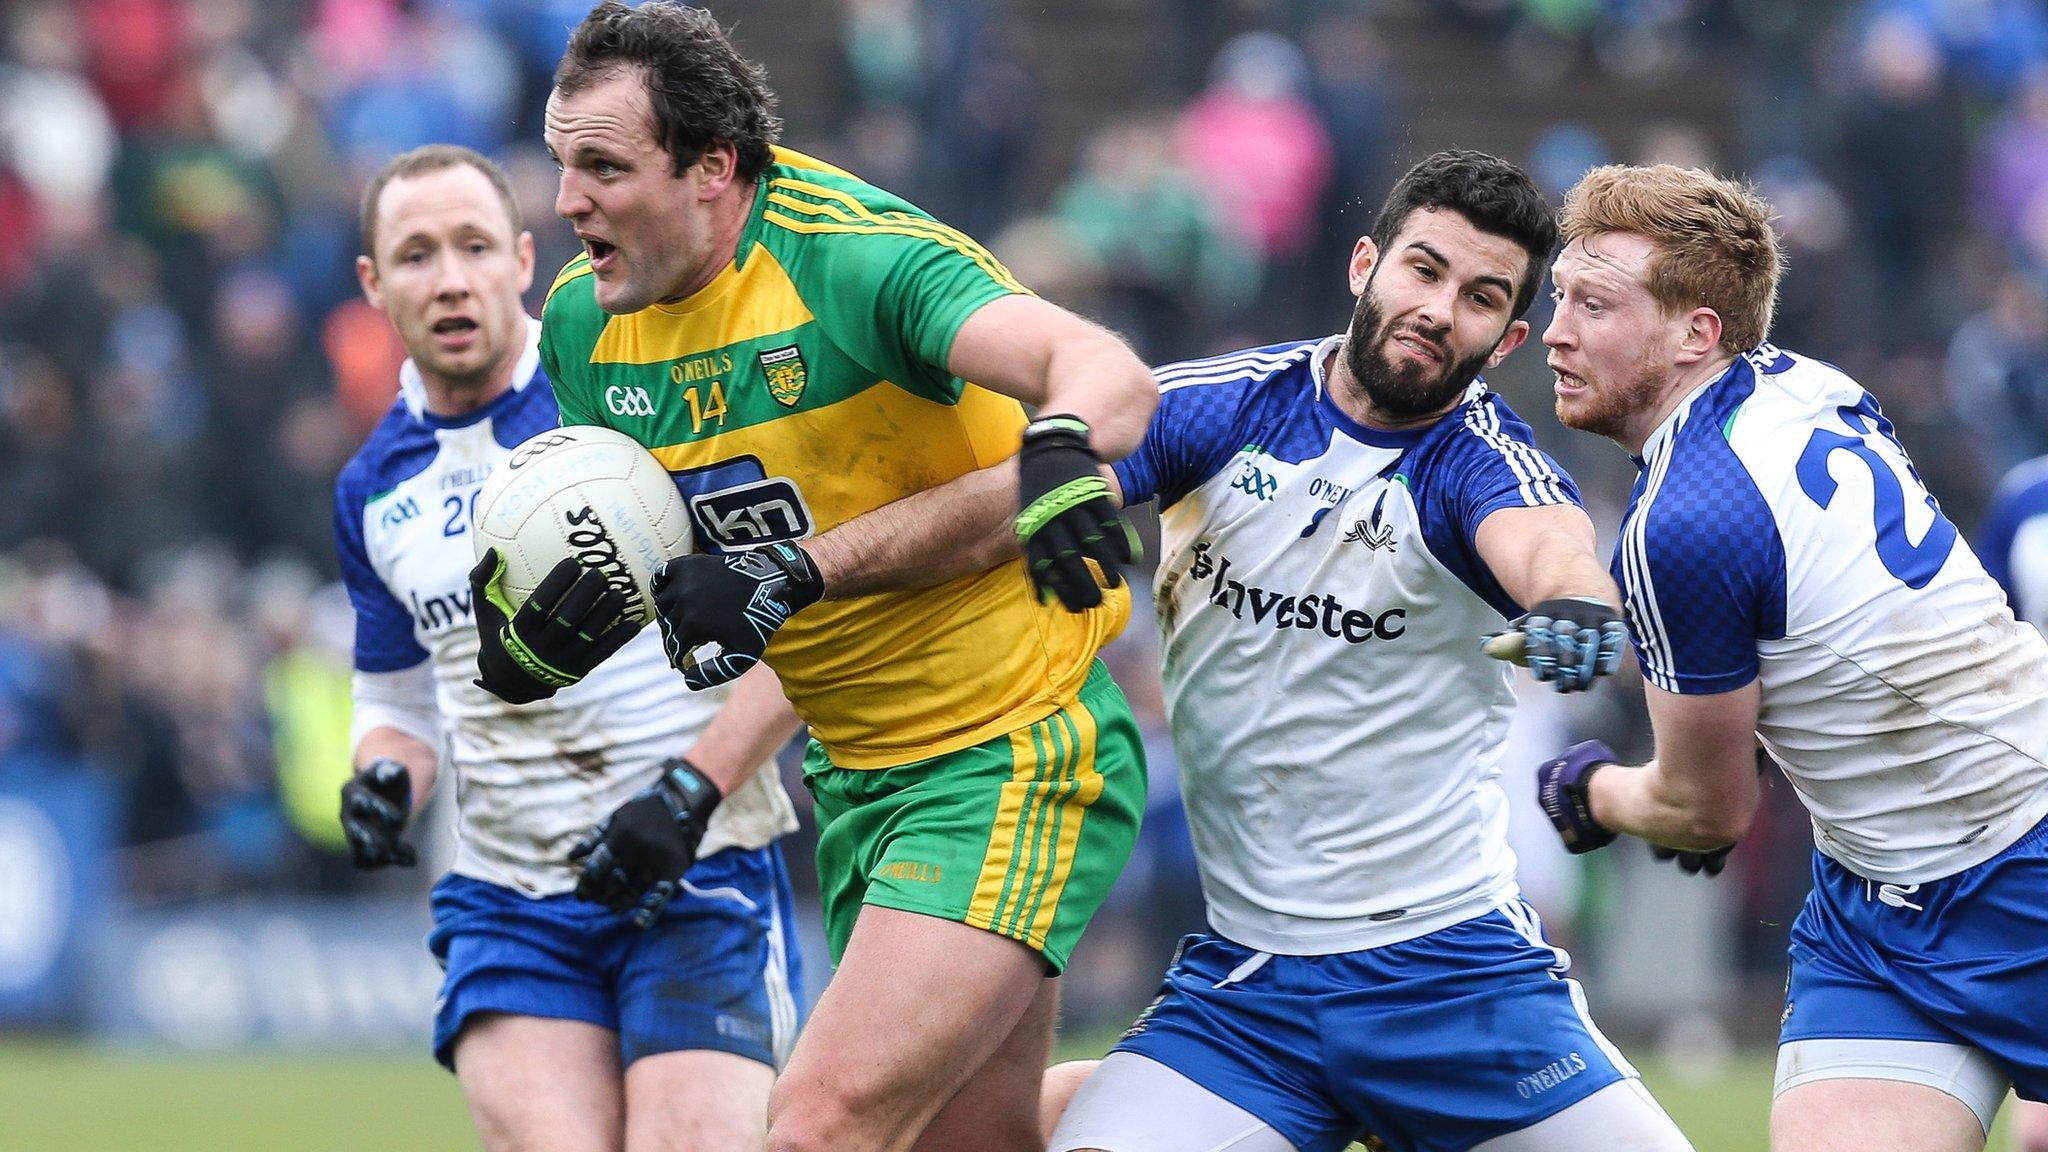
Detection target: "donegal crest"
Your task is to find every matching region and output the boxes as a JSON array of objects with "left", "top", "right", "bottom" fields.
[{"left": 759, "top": 345, "right": 808, "bottom": 407}]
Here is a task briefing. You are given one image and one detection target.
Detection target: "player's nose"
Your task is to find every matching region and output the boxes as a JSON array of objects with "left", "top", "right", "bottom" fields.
[
  {"left": 432, "top": 249, "right": 474, "bottom": 298},
  {"left": 556, "top": 172, "right": 592, "bottom": 221}
]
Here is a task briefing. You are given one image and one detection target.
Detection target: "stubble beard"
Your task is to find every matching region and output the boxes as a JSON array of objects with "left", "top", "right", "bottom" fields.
[{"left": 1554, "top": 354, "right": 1666, "bottom": 442}]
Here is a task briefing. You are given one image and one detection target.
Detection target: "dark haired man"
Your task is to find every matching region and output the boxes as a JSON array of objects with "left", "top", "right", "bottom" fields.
[
  {"left": 478, "top": 5, "right": 1160, "bottom": 1152},
  {"left": 1015, "top": 150, "right": 1689, "bottom": 1152},
  {"left": 335, "top": 143, "right": 803, "bottom": 1152}
]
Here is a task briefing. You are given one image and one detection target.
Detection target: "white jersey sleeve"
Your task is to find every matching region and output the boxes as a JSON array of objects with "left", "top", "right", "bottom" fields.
[
  {"left": 1618, "top": 345, "right": 2048, "bottom": 884},
  {"left": 333, "top": 329, "right": 796, "bottom": 896}
]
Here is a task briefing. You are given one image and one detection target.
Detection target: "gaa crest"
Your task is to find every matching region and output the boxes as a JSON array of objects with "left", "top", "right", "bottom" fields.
[{"left": 759, "top": 345, "right": 807, "bottom": 407}]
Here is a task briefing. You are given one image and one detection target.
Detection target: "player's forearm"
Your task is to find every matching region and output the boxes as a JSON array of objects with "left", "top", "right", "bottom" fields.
[
  {"left": 1588, "top": 758, "right": 1758, "bottom": 850},
  {"left": 353, "top": 728, "right": 439, "bottom": 808},
  {"left": 1512, "top": 522, "right": 1617, "bottom": 609},
  {"left": 1475, "top": 505, "right": 1619, "bottom": 611},
  {"left": 804, "top": 461, "right": 1020, "bottom": 599},
  {"left": 1034, "top": 327, "right": 1158, "bottom": 460},
  {"left": 681, "top": 662, "right": 802, "bottom": 794}
]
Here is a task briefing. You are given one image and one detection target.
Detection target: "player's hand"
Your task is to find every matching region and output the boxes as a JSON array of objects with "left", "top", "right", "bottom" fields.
[
  {"left": 1535, "top": 739, "right": 1620, "bottom": 854},
  {"left": 569, "top": 758, "right": 722, "bottom": 928},
  {"left": 650, "top": 543, "right": 823, "bottom": 691},
  {"left": 1488, "top": 597, "right": 1626, "bottom": 693},
  {"left": 340, "top": 758, "right": 416, "bottom": 870},
  {"left": 470, "top": 549, "right": 640, "bottom": 705},
  {"left": 1014, "top": 414, "right": 1139, "bottom": 612},
  {"left": 1650, "top": 843, "right": 1733, "bottom": 876}
]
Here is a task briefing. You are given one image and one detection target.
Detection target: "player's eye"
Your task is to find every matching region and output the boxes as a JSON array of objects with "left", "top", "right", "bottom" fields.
[
  {"left": 1468, "top": 291, "right": 1498, "bottom": 309},
  {"left": 1414, "top": 263, "right": 1437, "bottom": 280},
  {"left": 466, "top": 241, "right": 489, "bottom": 256},
  {"left": 402, "top": 250, "right": 428, "bottom": 265},
  {"left": 593, "top": 160, "right": 621, "bottom": 177}
]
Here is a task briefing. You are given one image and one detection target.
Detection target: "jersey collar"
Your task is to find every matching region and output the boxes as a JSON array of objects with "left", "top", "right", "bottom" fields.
[
  {"left": 1634, "top": 356, "right": 1747, "bottom": 471},
  {"left": 398, "top": 316, "right": 544, "bottom": 423}
]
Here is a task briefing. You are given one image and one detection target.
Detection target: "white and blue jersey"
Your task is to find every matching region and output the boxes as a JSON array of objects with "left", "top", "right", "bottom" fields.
[
  {"left": 1116, "top": 336, "right": 1578, "bottom": 955},
  {"left": 1618, "top": 344, "right": 2048, "bottom": 1107},
  {"left": 1099, "top": 337, "right": 1659, "bottom": 1152},
  {"left": 1614, "top": 343, "right": 2048, "bottom": 885},
  {"left": 1979, "top": 454, "right": 2048, "bottom": 633},
  {"left": 333, "top": 321, "right": 798, "bottom": 897}
]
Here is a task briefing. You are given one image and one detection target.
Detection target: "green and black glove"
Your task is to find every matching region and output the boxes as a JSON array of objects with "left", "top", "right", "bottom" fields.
[
  {"left": 469, "top": 549, "right": 640, "bottom": 704},
  {"left": 1014, "top": 415, "right": 1139, "bottom": 611}
]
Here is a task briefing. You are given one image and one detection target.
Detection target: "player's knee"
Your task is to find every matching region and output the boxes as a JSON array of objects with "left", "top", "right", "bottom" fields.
[
  {"left": 764, "top": 1080, "right": 867, "bottom": 1152},
  {"left": 1039, "top": 1059, "right": 1102, "bottom": 1137}
]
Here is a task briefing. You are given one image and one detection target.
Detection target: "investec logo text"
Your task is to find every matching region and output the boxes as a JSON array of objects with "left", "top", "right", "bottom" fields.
[{"left": 1188, "top": 541, "right": 1406, "bottom": 642}]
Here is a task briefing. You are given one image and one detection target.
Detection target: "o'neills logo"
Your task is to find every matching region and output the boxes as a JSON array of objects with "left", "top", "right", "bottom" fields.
[
  {"left": 563, "top": 505, "right": 648, "bottom": 622},
  {"left": 1514, "top": 1052, "right": 1588, "bottom": 1098}
]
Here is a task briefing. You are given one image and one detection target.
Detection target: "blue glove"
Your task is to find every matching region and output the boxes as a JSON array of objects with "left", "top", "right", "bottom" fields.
[
  {"left": 1510, "top": 597, "right": 1626, "bottom": 693},
  {"left": 568, "top": 759, "right": 722, "bottom": 928},
  {"left": 1535, "top": 739, "right": 1620, "bottom": 854},
  {"left": 650, "top": 542, "right": 824, "bottom": 691}
]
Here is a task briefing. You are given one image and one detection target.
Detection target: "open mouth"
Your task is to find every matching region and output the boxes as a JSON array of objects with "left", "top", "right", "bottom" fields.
[
  {"left": 585, "top": 238, "right": 618, "bottom": 270},
  {"left": 432, "top": 317, "right": 478, "bottom": 335},
  {"left": 1389, "top": 330, "right": 1444, "bottom": 364}
]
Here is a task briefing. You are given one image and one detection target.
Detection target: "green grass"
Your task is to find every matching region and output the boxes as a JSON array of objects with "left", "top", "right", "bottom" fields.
[{"left": 0, "top": 1039, "right": 2019, "bottom": 1151}]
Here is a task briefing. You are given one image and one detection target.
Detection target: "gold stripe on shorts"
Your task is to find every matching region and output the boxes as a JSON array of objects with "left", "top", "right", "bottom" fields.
[
  {"left": 1020, "top": 704, "right": 1102, "bottom": 947},
  {"left": 966, "top": 721, "right": 1057, "bottom": 936}
]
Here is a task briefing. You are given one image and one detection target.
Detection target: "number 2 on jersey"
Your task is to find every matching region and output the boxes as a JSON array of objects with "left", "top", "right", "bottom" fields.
[{"left": 1794, "top": 398, "right": 1956, "bottom": 588}]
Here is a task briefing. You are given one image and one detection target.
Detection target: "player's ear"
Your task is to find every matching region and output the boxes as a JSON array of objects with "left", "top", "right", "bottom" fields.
[
  {"left": 1489, "top": 320, "right": 1530, "bottom": 367},
  {"left": 516, "top": 231, "right": 536, "bottom": 295},
  {"left": 694, "top": 141, "right": 739, "bottom": 200},
  {"left": 357, "top": 253, "right": 385, "bottom": 311},
  {"left": 1347, "top": 236, "right": 1380, "bottom": 297},
  {"left": 1675, "top": 307, "right": 1723, "bottom": 364}
]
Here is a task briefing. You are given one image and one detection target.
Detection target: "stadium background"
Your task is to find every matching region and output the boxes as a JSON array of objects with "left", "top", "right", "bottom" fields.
[{"left": 0, "top": 0, "right": 2042, "bottom": 1147}]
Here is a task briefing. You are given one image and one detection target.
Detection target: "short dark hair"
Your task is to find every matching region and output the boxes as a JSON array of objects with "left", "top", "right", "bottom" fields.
[
  {"left": 1368, "top": 150, "right": 1558, "bottom": 319},
  {"left": 554, "top": 1, "right": 782, "bottom": 181},
  {"left": 360, "top": 144, "right": 520, "bottom": 259}
]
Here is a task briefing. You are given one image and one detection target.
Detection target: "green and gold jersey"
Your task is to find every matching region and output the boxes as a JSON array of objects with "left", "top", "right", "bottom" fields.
[{"left": 541, "top": 147, "right": 1129, "bottom": 769}]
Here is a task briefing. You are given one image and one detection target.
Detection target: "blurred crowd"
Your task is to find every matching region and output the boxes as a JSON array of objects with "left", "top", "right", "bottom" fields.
[{"left": 5, "top": 0, "right": 2048, "bottom": 1029}]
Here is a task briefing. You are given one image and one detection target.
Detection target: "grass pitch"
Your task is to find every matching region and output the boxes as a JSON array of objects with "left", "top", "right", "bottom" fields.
[{"left": 0, "top": 1039, "right": 2019, "bottom": 1150}]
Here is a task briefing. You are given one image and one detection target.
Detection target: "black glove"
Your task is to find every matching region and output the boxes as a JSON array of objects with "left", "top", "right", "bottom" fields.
[
  {"left": 340, "top": 758, "right": 416, "bottom": 869},
  {"left": 569, "top": 759, "right": 722, "bottom": 928},
  {"left": 1014, "top": 415, "right": 1139, "bottom": 611},
  {"left": 1535, "top": 739, "right": 1620, "bottom": 854},
  {"left": 650, "top": 543, "right": 823, "bottom": 691},
  {"left": 470, "top": 549, "right": 640, "bottom": 704},
  {"left": 1507, "top": 597, "right": 1627, "bottom": 693},
  {"left": 1650, "top": 843, "right": 1733, "bottom": 876}
]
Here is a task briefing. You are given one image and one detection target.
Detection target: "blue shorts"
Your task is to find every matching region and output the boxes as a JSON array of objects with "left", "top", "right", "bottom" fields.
[
  {"left": 428, "top": 844, "right": 804, "bottom": 1072},
  {"left": 1782, "top": 814, "right": 2048, "bottom": 1102},
  {"left": 1112, "top": 902, "right": 1634, "bottom": 1152}
]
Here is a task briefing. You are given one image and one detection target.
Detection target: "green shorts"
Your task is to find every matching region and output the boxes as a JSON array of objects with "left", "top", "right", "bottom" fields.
[{"left": 804, "top": 660, "right": 1145, "bottom": 974}]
